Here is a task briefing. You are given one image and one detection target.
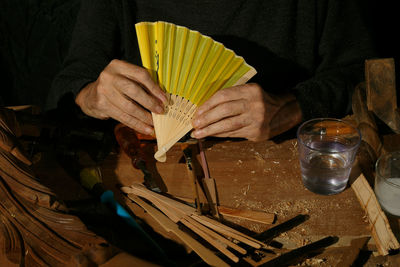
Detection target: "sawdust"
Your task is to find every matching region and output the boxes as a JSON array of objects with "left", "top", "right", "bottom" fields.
[{"left": 297, "top": 257, "right": 327, "bottom": 266}]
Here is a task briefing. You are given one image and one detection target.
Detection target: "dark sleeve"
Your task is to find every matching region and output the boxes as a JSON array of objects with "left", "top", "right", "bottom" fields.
[
  {"left": 294, "top": 0, "right": 376, "bottom": 120},
  {"left": 45, "top": 0, "right": 120, "bottom": 110}
]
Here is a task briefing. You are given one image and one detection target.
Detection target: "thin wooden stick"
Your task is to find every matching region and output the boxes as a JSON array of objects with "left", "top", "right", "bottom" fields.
[
  {"left": 180, "top": 217, "right": 239, "bottom": 263},
  {"left": 121, "top": 184, "right": 195, "bottom": 214},
  {"left": 191, "top": 214, "right": 261, "bottom": 249},
  {"left": 124, "top": 193, "right": 229, "bottom": 267},
  {"left": 184, "top": 215, "right": 247, "bottom": 255},
  {"left": 191, "top": 214, "right": 269, "bottom": 247},
  {"left": 122, "top": 184, "right": 269, "bottom": 249}
]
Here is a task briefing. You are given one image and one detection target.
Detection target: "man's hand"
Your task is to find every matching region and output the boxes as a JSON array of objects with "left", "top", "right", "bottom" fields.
[
  {"left": 75, "top": 59, "right": 167, "bottom": 135},
  {"left": 191, "top": 83, "right": 302, "bottom": 141}
]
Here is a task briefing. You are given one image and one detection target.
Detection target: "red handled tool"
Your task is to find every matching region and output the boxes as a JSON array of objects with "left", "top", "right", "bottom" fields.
[{"left": 114, "top": 124, "right": 161, "bottom": 192}]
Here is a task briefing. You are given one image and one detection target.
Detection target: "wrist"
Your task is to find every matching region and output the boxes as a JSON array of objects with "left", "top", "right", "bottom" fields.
[{"left": 269, "top": 93, "right": 302, "bottom": 138}]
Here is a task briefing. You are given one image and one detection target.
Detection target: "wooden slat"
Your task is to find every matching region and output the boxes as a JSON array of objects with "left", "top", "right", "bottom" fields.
[
  {"left": 351, "top": 174, "right": 400, "bottom": 255},
  {"left": 124, "top": 193, "right": 229, "bottom": 267}
]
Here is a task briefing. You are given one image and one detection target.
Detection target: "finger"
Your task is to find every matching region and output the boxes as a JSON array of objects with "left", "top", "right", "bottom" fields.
[
  {"left": 192, "top": 100, "right": 247, "bottom": 129},
  {"left": 107, "top": 102, "right": 154, "bottom": 135},
  {"left": 113, "top": 75, "right": 165, "bottom": 114},
  {"left": 104, "top": 87, "right": 154, "bottom": 126},
  {"left": 111, "top": 60, "right": 167, "bottom": 104},
  {"left": 195, "top": 86, "right": 243, "bottom": 117},
  {"left": 191, "top": 115, "right": 250, "bottom": 139},
  {"left": 209, "top": 128, "right": 248, "bottom": 139}
]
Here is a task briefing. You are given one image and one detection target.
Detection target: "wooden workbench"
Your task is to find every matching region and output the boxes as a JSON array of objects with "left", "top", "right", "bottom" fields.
[{"left": 100, "top": 138, "right": 400, "bottom": 265}]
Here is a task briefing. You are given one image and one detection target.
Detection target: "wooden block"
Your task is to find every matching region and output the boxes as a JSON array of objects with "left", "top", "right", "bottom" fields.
[{"left": 351, "top": 174, "right": 400, "bottom": 255}]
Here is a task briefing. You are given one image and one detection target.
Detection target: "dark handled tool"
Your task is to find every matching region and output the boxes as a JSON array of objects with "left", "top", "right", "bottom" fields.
[
  {"left": 181, "top": 143, "right": 202, "bottom": 214},
  {"left": 259, "top": 236, "right": 338, "bottom": 266},
  {"left": 114, "top": 124, "right": 161, "bottom": 192}
]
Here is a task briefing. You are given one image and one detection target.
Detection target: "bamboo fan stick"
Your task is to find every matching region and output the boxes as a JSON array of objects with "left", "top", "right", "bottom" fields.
[
  {"left": 121, "top": 186, "right": 187, "bottom": 223},
  {"left": 180, "top": 217, "right": 240, "bottom": 263},
  {"left": 145, "top": 194, "right": 183, "bottom": 223},
  {"left": 124, "top": 193, "right": 229, "bottom": 267},
  {"left": 351, "top": 173, "right": 400, "bottom": 255},
  {"left": 122, "top": 186, "right": 246, "bottom": 256},
  {"left": 183, "top": 215, "right": 247, "bottom": 255},
  {"left": 121, "top": 184, "right": 269, "bottom": 249},
  {"left": 121, "top": 184, "right": 195, "bottom": 214},
  {"left": 191, "top": 213, "right": 275, "bottom": 250},
  {"left": 190, "top": 214, "right": 262, "bottom": 249}
]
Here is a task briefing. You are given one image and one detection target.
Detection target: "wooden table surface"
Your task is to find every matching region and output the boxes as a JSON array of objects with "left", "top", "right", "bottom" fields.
[
  {"left": 29, "top": 132, "right": 400, "bottom": 266},
  {"left": 100, "top": 138, "right": 400, "bottom": 265}
]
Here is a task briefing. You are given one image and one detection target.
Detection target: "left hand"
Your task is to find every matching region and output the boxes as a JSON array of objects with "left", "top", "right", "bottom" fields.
[{"left": 191, "top": 83, "right": 302, "bottom": 141}]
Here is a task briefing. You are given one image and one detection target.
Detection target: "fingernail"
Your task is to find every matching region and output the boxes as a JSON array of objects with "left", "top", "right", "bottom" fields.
[
  {"left": 192, "top": 130, "right": 202, "bottom": 138},
  {"left": 190, "top": 131, "right": 197, "bottom": 138},
  {"left": 159, "top": 92, "right": 168, "bottom": 104},
  {"left": 155, "top": 105, "right": 164, "bottom": 114},
  {"left": 145, "top": 127, "right": 154, "bottom": 135},
  {"left": 192, "top": 119, "right": 200, "bottom": 128}
]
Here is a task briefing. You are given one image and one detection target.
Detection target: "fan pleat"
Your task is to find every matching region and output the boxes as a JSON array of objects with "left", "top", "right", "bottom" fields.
[{"left": 136, "top": 21, "right": 256, "bottom": 161}]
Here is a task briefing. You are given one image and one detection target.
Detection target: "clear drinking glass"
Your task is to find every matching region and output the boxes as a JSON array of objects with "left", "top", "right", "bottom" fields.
[
  {"left": 374, "top": 151, "right": 400, "bottom": 217},
  {"left": 297, "top": 118, "right": 361, "bottom": 195}
]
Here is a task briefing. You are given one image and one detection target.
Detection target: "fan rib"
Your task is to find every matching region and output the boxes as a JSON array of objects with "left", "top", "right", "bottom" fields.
[{"left": 135, "top": 21, "right": 257, "bottom": 162}]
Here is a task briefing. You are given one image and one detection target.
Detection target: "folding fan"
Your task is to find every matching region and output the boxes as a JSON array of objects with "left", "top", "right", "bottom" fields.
[{"left": 136, "top": 21, "right": 257, "bottom": 162}]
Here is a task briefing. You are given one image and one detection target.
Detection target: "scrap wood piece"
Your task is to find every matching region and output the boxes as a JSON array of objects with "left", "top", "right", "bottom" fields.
[
  {"left": 121, "top": 184, "right": 270, "bottom": 250},
  {"left": 365, "top": 58, "right": 400, "bottom": 133},
  {"left": 124, "top": 193, "right": 229, "bottom": 267},
  {"left": 218, "top": 206, "right": 275, "bottom": 225},
  {"left": 351, "top": 173, "right": 400, "bottom": 255}
]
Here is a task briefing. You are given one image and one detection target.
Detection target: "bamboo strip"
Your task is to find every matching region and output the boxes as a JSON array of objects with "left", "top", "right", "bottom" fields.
[
  {"left": 124, "top": 193, "right": 229, "bottom": 267},
  {"left": 184, "top": 215, "right": 247, "bottom": 255},
  {"left": 190, "top": 214, "right": 261, "bottom": 249},
  {"left": 351, "top": 174, "right": 400, "bottom": 255},
  {"left": 180, "top": 217, "right": 239, "bottom": 263},
  {"left": 122, "top": 184, "right": 270, "bottom": 249},
  {"left": 190, "top": 214, "right": 271, "bottom": 249}
]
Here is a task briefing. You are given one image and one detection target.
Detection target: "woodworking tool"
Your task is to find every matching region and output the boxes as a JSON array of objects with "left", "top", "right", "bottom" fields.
[
  {"left": 114, "top": 124, "right": 161, "bottom": 192},
  {"left": 259, "top": 236, "right": 337, "bottom": 266},
  {"left": 181, "top": 142, "right": 202, "bottom": 214},
  {"left": 198, "top": 139, "right": 220, "bottom": 219}
]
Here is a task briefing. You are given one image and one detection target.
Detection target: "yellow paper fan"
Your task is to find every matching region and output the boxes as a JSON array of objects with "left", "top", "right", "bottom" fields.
[{"left": 136, "top": 21, "right": 257, "bottom": 162}]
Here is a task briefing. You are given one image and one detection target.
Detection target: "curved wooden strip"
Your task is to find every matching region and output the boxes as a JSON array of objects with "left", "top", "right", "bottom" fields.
[{"left": 0, "top": 215, "right": 22, "bottom": 266}]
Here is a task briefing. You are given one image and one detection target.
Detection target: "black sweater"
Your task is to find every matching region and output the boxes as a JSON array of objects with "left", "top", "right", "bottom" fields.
[{"left": 47, "top": 0, "right": 376, "bottom": 120}]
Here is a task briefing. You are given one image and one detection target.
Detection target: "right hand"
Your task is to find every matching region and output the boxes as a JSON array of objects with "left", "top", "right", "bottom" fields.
[{"left": 75, "top": 59, "right": 167, "bottom": 135}]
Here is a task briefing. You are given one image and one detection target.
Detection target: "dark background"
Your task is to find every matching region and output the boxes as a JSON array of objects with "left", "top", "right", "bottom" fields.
[{"left": 0, "top": 0, "right": 399, "bottom": 110}]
